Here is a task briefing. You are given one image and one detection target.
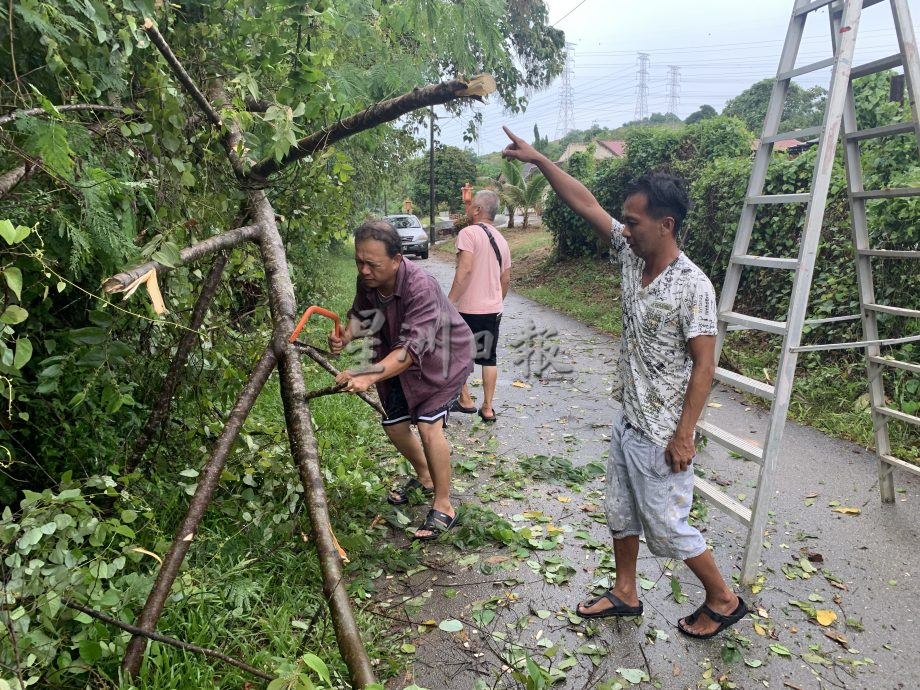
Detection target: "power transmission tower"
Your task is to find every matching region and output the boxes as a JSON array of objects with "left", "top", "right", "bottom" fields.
[
  {"left": 634, "top": 52, "right": 650, "bottom": 121},
  {"left": 555, "top": 43, "right": 575, "bottom": 138},
  {"left": 666, "top": 65, "right": 681, "bottom": 116}
]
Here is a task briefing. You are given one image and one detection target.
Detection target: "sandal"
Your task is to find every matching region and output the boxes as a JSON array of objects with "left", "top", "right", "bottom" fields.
[
  {"left": 677, "top": 597, "right": 748, "bottom": 639},
  {"left": 450, "top": 401, "right": 477, "bottom": 414},
  {"left": 575, "top": 591, "right": 643, "bottom": 619},
  {"left": 412, "top": 508, "right": 459, "bottom": 541},
  {"left": 386, "top": 478, "right": 434, "bottom": 506},
  {"left": 477, "top": 408, "right": 497, "bottom": 424}
]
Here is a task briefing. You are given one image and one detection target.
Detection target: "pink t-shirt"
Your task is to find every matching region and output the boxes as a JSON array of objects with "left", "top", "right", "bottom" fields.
[{"left": 454, "top": 223, "right": 511, "bottom": 315}]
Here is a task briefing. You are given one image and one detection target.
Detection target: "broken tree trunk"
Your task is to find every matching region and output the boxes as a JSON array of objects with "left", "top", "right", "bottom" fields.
[
  {"left": 123, "top": 253, "right": 228, "bottom": 475},
  {"left": 0, "top": 162, "right": 35, "bottom": 199},
  {"left": 249, "top": 77, "right": 494, "bottom": 181},
  {"left": 121, "top": 344, "right": 278, "bottom": 675},
  {"left": 252, "top": 191, "right": 376, "bottom": 686},
  {"left": 102, "top": 223, "right": 262, "bottom": 294}
]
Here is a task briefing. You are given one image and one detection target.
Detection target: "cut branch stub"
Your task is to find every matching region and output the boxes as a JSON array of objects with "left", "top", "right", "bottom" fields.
[
  {"left": 248, "top": 75, "right": 496, "bottom": 181},
  {"left": 102, "top": 223, "right": 263, "bottom": 295}
]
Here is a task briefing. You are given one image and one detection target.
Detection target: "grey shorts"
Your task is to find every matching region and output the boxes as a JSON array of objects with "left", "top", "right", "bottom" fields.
[{"left": 603, "top": 414, "right": 706, "bottom": 560}]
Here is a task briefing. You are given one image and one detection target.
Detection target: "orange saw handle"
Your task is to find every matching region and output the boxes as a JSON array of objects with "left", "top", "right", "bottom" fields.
[{"left": 289, "top": 306, "right": 341, "bottom": 343}]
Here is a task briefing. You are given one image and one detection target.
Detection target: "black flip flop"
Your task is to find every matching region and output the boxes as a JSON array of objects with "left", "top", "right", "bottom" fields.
[
  {"left": 412, "top": 508, "right": 459, "bottom": 541},
  {"left": 387, "top": 478, "right": 434, "bottom": 506},
  {"left": 575, "top": 591, "right": 643, "bottom": 619},
  {"left": 677, "top": 597, "right": 748, "bottom": 639},
  {"left": 477, "top": 408, "right": 497, "bottom": 424},
  {"left": 451, "top": 401, "right": 477, "bottom": 414}
]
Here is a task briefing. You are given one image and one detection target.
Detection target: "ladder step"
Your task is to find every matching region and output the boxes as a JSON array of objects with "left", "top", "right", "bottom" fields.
[
  {"left": 714, "top": 367, "right": 776, "bottom": 400},
  {"left": 733, "top": 254, "right": 799, "bottom": 270},
  {"left": 845, "top": 121, "right": 916, "bottom": 142},
  {"left": 857, "top": 249, "right": 920, "bottom": 259},
  {"left": 868, "top": 355, "right": 920, "bottom": 375},
  {"left": 793, "top": 0, "right": 836, "bottom": 15},
  {"left": 778, "top": 57, "right": 836, "bottom": 81},
  {"left": 697, "top": 420, "right": 765, "bottom": 464},
  {"left": 748, "top": 193, "right": 811, "bottom": 204},
  {"left": 881, "top": 454, "right": 920, "bottom": 477},
  {"left": 852, "top": 187, "right": 920, "bottom": 200},
  {"left": 694, "top": 476, "right": 752, "bottom": 526},
  {"left": 864, "top": 303, "right": 920, "bottom": 319},
  {"left": 851, "top": 53, "right": 903, "bottom": 80},
  {"left": 876, "top": 406, "right": 920, "bottom": 427},
  {"left": 720, "top": 311, "right": 788, "bottom": 336},
  {"left": 762, "top": 126, "right": 823, "bottom": 144}
]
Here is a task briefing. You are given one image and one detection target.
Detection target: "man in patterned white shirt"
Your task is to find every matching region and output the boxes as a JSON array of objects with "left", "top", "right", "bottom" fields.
[{"left": 502, "top": 127, "right": 747, "bottom": 639}]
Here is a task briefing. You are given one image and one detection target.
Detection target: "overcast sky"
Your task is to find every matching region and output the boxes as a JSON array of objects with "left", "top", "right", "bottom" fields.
[{"left": 432, "top": 0, "right": 919, "bottom": 154}]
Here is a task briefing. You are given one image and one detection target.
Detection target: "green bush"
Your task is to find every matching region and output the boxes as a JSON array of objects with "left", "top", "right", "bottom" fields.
[{"left": 543, "top": 150, "right": 598, "bottom": 258}]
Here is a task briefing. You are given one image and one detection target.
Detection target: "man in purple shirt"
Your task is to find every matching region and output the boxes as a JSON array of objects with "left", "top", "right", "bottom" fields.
[{"left": 329, "top": 220, "right": 473, "bottom": 540}]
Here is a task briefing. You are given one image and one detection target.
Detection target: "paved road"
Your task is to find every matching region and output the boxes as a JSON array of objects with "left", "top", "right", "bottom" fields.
[{"left": 378, "top": 254, "right": 920, "bottom": 690}]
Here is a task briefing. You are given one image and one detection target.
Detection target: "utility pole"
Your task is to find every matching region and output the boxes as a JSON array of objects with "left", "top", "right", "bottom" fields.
[
  {"left": 634, "top": 52, "right": 650, "bottom": 121},
  {"left": 554, "top": 42, "right": 576, "bottom": 139},
  {"left": 666, "top": 65, "right": 681, "bottom": 116},
  {"left": 428, "top": 106, "right": 436, "bottom": 243}
]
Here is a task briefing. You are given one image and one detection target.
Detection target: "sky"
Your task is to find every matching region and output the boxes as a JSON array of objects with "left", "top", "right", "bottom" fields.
[{"left": 432, "top": 0, "right": 920, "bottom": 155}]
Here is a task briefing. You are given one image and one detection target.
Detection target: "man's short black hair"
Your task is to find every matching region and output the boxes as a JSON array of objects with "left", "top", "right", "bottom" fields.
[
  {"left": 354, "top": 219, "right": 401, "bottom": 258},
  {"left": 624, "top": 173, "right": 690, "bottom": 236}
]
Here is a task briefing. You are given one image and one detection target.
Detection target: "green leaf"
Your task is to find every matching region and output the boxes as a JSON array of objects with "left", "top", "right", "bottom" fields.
[
  {"left": 3, "top": 267, "right": 22, "bottom": 300},
  {"left": 720, "top": 642, "right": 743, "bottom": 664},
  {"left": 13, "top": 338, "right": 33, "bottom": 370},
  {"left": 78, "top": 639, "right": 102, "bottom": 664},
  {"left": 438, "top": 619, "right": 463, "bottom": 632},
  {"left": 0, "top": 305, "right": 28, "bottom": 325},
  {"left": 0, "top": 220, "right": 15, "bottom": 244},
  {"left": 400, "top": 643, "right": 416, "bottom": 653},
  {"left": 617, "top": 667, "right": 647, "bottom": 684},
  {"left": 301, "top": 653, "right": 330, "bottom": 683},
  {"left": 769, "top": 643, "right": 792, "bottom": 657}
]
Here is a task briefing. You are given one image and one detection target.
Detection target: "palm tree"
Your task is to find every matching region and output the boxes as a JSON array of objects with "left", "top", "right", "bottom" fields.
[{"left": 500, "top": 159, "right": 549, "bottom": 229}]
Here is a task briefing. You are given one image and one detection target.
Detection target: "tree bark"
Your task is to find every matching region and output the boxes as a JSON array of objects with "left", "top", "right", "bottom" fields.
[
  {"left": 252, "top": 191, "right": 377, "bottom": 688},
  {"left": 66, "top": 601, "right": 274, "bottom": 681},
  {"left": 123, "top": 254, "right": 229, "bottom": 475},
  {"left": 102, "top": 223, "right": 262, "bottom": 294},
  {"left": 0, "top": 162, "right": 33, "bottom": 199},
  {"left": 122, "top": 345, "right": 278, "bottom": 676},
  {"left": 249, "top": 78, "right": 489, "bottom": 181}
]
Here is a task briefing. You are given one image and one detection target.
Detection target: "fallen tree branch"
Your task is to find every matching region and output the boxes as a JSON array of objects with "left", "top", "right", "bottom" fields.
[
  {"left": 102, "top": 223, "right": 263, "bottom": 294},
  {"left": 0, "top": 104, "right": 125, "bottom": 127},
  {"left": 251, "top": 191, "right": 376, "bottom": 687},
  {"left": 142, "top": 19, "right": 246, "bottom": 180},
  {"left": 123, "top": 253, "right": 229, "bottom": 475},
  {"left": 0, "top": 161, "right": 34, "bottom": 198},
  {"left": 303, "top": 382, "right": 346, "bottom": 401},
  {"left": 249, "top": 77, "right": 495, "bottom": 181},
  {"left": 292, "top": 342, "right": 386, "bottom": 417},
  {"left": 65, "top": 600, "right": 274, "bottom": 681},
  {"left": 122, "top": 344, "right": 278, "bottom": 676}
]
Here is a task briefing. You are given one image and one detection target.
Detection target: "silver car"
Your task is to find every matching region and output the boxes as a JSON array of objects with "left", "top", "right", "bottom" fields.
[{"left": 385, "top": 214, "right": 429, "bottom": 259}]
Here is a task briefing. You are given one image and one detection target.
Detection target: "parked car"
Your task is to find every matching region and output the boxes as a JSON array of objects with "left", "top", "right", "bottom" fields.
[{"left": 384, "top": 214, "right": 429, "bottom": 259}]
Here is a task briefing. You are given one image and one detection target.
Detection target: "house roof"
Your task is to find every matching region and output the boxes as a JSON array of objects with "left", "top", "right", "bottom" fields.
[
  {"left": 598, "top": 140, "right": 626, "bottom": 157},
  {"left": 751, "top": 138, "right": 803, "bottom": 152}
]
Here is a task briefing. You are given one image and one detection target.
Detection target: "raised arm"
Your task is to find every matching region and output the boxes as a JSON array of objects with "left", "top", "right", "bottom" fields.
[{"left": 502, "top": 126, "right": 612, "bottom": 241}]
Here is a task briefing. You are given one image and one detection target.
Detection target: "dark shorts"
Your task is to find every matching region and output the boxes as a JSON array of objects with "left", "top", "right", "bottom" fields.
[
  {"left": 381, "top": 378, "right": 460, "bottom": 427},
  {"left": 460, "top": 312, "right": 501, "bottom": 366}
]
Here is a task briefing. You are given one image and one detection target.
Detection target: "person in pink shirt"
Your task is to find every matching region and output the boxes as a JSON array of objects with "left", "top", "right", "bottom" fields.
[{"left": 448, "top": 190, "right": 512, "bottom": 423}]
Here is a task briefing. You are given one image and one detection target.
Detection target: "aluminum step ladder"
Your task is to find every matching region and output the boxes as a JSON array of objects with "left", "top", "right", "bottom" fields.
[{"left": 694, "top": 0, "right": 920, "bottom": 585}]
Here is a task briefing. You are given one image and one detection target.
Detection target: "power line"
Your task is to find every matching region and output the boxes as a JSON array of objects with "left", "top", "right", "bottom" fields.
[{"left": 551, "top": 0, "right": 590, "bottom": 27}]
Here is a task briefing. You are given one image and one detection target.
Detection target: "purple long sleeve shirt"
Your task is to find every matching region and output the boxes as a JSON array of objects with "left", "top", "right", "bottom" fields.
[{"left": 348, "top": 259, "right": 474, "bottom": 417}]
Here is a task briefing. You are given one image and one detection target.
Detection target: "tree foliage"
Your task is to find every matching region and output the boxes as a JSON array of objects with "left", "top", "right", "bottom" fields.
[
  {"left": 685, "top": 104, "right": 717, "bottom": 125},
  {"left": 408, "top": 145, "right": 478, "bottom": 215},
  {"left": 722, "top": 78, "right": 827, "bottom": 133}
]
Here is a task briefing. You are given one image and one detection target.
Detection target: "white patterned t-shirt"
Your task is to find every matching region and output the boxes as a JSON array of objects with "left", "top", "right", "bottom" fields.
[{"left": 610, "top": 218, "right": 718, "bottom": 447}]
